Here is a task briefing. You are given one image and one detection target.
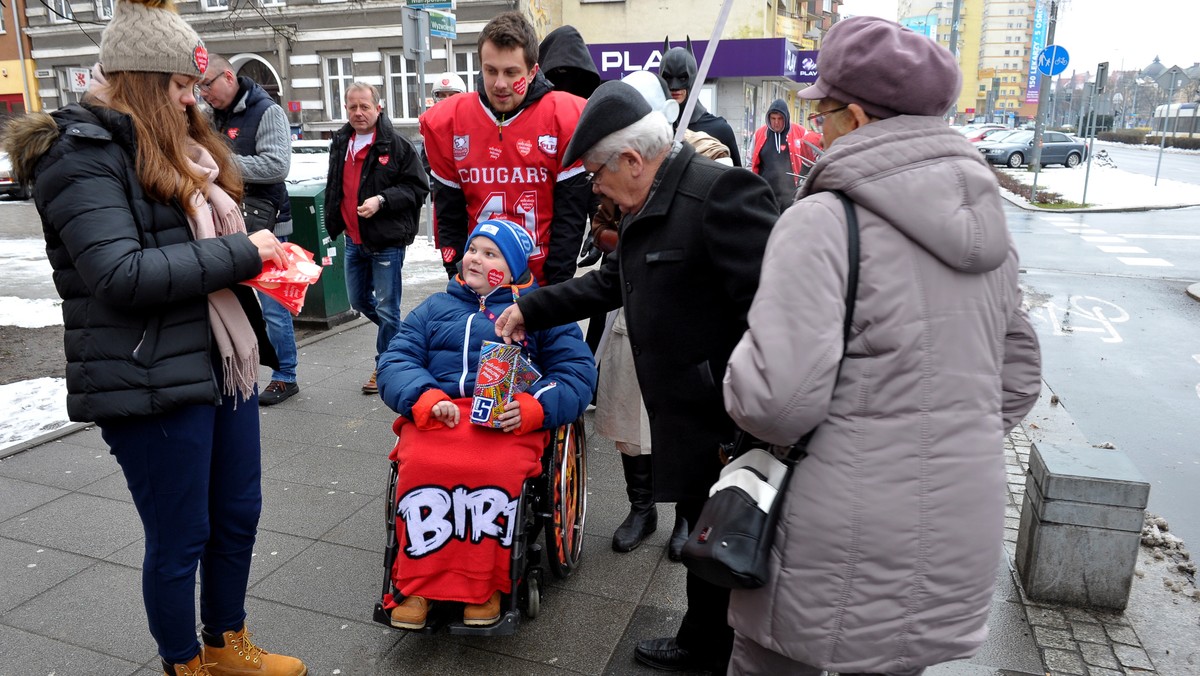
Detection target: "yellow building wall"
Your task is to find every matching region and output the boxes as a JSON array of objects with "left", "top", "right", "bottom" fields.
[
  {"left": 0, "top": 59, "right": 28, "bottom": 95},
  {"left": 956, "top": 0, "right": 983, "bottom": 117},
  {"left": 562, "top": 0, "right": 773, "bottom": 43}
]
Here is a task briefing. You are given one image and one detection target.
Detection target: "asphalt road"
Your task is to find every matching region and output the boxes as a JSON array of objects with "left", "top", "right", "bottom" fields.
[
  {"left": 1099, "top": 143, "right": 1200, "bottom": 185},
  {"left": 1010, "top": 203, "right": 1200, "bottom": 549}
]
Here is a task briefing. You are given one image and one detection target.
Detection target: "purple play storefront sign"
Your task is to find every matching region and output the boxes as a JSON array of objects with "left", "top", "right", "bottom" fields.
[{"left": 587, "top": 38, "right": 818, "bottom": 84}]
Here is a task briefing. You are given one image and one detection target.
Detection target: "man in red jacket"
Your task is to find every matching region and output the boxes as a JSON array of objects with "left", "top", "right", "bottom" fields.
[{"left": 749, "top": 98, "right": 822, "bottom": 209}]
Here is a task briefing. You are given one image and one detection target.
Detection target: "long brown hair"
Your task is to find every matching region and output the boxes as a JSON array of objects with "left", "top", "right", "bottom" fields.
[{"left": 100, "top": 71, "right": 243, "bottom": 211}]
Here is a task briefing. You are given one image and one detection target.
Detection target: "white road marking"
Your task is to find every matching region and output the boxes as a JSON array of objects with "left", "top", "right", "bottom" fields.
[
  {"left": 1025, "top": 295, "right": 1129, "bottom": 343},
  {"left": 1081, "top": 235, "right": 1128, "bottom": 243},
  {"left": 1041, "top": 215, "right": 1076, "bottom": 222},
  {"left": 1116, "top": 257, "right": 1173, "bottom": 267},
  {"left": 1193, "top": 355, "right": 1200, "bottom": 365},
  {"left": 1062, "top": 228, "right": 1107, "bottom": 234},
  {"left": 1096, "top": 245, "right": 1149, "bottom": 254},
  {"left": 1117, "top": 234, "right": 1200, "bottom": 240}
]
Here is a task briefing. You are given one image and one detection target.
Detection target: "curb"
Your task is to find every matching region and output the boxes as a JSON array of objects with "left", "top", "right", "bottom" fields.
[
  {"left": 0, "top": 315, "right": 372, "bottom": 461},
  {"left": 998, "top": 188, "right": 1200, "bottom": 213},
  {"left": 1188, "top": 282, "right": 1200, "bottom": 303}
]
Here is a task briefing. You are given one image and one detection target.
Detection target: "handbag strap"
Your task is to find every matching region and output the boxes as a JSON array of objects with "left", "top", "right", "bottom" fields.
[{"left": 779, "top": 189, "right": 860, "bottom": 463}]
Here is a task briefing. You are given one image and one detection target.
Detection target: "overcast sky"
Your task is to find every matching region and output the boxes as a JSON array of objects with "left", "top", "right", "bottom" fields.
[{"left": 839, "top": 0, "right": 1200, "bottom": 76}]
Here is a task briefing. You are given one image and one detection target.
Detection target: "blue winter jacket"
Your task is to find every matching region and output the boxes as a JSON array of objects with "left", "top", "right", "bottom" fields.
[{"left": 377, "top": 276, "right": 596, "bottom": 429}]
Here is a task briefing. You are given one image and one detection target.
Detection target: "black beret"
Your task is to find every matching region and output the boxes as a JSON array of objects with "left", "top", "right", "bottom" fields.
[{"left": 562, "top": 80, "right": 653, "bottom": 167}]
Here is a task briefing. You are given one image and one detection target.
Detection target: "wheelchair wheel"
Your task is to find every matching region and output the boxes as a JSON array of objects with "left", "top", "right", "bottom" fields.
[
  {"left": 524, "top": 577, "right": 541, "bottom": 618},
  {"left": 544, "top": 419, "right": 587, "bottom": 579}
]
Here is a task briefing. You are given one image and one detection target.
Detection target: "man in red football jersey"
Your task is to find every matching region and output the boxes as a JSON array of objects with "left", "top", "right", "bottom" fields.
[{"left": 420, "top": 11, "right": 590, "bottom": 286}]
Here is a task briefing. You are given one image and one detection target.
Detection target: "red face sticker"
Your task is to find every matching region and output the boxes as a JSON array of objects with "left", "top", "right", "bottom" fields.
[
  {"left": 378, "top": 154, "right": 390, "bottom": 166},
  {"left": 441, "top": 247, "right": 457, "bottom": 263},
  {"left": 194, "top": 45, "right": 209, "bottom": 74},
  {"left": 512, "top": 77, "right": 528, "bottom": 96},
  {"left": 478, "top": 358, "right": 511, "bottom": 386},
  {"left": 487, "top": 268, "right": 505, "bottom": 287}
]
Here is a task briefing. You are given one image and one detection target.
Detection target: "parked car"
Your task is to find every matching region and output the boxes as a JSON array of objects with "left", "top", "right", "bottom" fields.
[
  {"left": 958, "top": 123, "right": 1006, "bottom": 138},
  {"left": 964, "top": 126, "right": 1014, "bottom": 143},
  {"left": 286, "top": 139, "right": 331, "bottom": 184},
  {"left": 978, "top": 130, "right": 1087, "bottom": 168},
  {"left": 0, "top": 152, "right": 29, "bottom": 200},
  {"left": 972, "top": 129, "right": 1022, "bottom": 145}
]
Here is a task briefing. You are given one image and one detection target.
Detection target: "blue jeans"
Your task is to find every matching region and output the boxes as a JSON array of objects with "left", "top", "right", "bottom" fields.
[
  {"left": 100, "top": 389, "right": 262, "bottom": 664},
  {"left": 344, "top": 240, "right": 405, "bottom": 360},
  {"left": 257, "top": 235, "right": 298, "bottom": 382}
]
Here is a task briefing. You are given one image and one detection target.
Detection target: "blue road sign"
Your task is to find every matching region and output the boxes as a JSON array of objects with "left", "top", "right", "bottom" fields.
[{"left": 1037, "top": 45, "right": 1070, "bottom": 77}]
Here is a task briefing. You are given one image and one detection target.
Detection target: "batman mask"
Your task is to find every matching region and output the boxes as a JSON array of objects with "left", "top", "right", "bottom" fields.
[{"left": 659, "top": 45, "right": 697, "bottom": 94}]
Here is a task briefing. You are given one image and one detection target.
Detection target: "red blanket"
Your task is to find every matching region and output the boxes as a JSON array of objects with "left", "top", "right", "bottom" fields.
[{"left": 388, "top": 399, "right": 548, "bottom": 604}]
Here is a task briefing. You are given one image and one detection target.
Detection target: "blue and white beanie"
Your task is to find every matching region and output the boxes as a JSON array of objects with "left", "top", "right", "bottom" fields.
[{"left": 469, "top": 219, "right": 535, "bottom": 282}]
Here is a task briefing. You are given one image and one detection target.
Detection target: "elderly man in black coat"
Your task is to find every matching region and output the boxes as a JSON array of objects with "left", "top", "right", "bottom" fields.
[{"left": 495, "top": 81, "right": 778, "bottom": 674}]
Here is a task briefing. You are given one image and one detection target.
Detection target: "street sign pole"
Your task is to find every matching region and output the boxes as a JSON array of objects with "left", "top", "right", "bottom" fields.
[
  {"left": 1027, "top": 0, "right": 1056, "bottom": 198},
  {"left": 1082, "top": 72, "right": 1100, "bottom": 205}
]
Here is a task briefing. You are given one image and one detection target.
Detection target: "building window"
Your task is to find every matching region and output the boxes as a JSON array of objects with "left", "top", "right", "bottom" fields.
[
  {"left": 386, "top": 54, "right": 423, "bottom": 120},
  {"left": 260, "top": 0, "right": 285, "bottom": 6},
  {"left": 454, "top": 51, "right": 477, "bottom": 92},
  {"left": 95, "top": 0, "right": 113, "bottom": 19},
  {"left": 48, "top": 0, "right": 74, "bottom": 23},
  {"left": 202, "top": 0, "right": 230, "bottom": 10},
  {"left": 325, "top": 55, "right": 354, "bottom": 120}
]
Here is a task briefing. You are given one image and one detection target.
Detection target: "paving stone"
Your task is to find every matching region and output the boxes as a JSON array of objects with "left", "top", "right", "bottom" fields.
[
  {"left": 1043, "top": 648, "right": 1086, "bottom": 674},
  {"left": 1078, "top": 641, "right": 1120, "bottom": 670},
  {"left": 1105, "top": 623, "right": 1140, "bottom": 646},
  {"left": 1034, "top": 625, "right": 1077, "bottom": 650},
  {"left": 1071, "top": 621, "right": 1109, "bottom": 644},
  {"left": 1113, "top": 644, "right": 1155, "bottom": 670},
  {"left": 1084, "top": 667, "right": 1124, "bottom": 676},
  {"left": 1026, "top": 606, "right": 1069, "bottom": 629},
  {"left": 1062, "top": 606, "right": 1098, "bottom": 623}
]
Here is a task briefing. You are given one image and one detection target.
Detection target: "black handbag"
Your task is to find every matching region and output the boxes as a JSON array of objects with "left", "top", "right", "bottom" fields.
[
  {"left": 241, "top": 195, "right": 278, "bottom": 234},
  {"left": 681, "top": 190, "right": 861, "bottom": 589}
]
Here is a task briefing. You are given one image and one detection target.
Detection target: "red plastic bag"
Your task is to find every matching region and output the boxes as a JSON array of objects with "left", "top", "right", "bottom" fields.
[{"left": 240, "top": 242, "right": 323, "bottom": 315}]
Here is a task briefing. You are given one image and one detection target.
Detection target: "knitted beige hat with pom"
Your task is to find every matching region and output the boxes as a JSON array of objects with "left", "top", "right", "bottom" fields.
[{"left": 99, "top": 0, "right": 208, "bottom": 77}]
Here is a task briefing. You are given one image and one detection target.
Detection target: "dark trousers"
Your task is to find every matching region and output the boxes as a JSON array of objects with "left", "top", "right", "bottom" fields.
[
  {"left": 101, "top": 390, "right": 262, "bottom": 664},
  {"left": 674, "top": 498, "right": 734, "bottom": 669}
]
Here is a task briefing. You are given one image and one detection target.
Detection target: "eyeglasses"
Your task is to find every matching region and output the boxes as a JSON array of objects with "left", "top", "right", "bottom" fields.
[
  {"left": 584, "top": 153, "right": 620, "bottom": 186},
  {"left": 807, "top": 105, "right": 849, "bottom": 132},
  {"left": 197, "top": 73, "right": 223, "bottom": 92}
]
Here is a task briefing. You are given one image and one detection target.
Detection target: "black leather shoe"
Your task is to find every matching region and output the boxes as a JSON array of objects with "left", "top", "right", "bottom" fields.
[
  {"left": 634, "top": 636, "right": 712, "bottom": 672},
  {"left": 259, "top": 380, "right": 299, "bottom": 406},
  {"left": 668, "top": 513, "right": 689, "bottom": 562}
]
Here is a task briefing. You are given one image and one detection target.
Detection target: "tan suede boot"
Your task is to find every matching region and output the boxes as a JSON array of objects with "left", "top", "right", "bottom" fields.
[
  {"left": 462, "top": 590, "right": 501, "bottom": 626},
  {"left": 389, "top": 595, "right": 431, "bottom": 629},
  {"left": 162, "top": 654, "right": 215, "bottom": 676},
  {"left": 201, "top": 625, "right": 307, "bottom": 676}
]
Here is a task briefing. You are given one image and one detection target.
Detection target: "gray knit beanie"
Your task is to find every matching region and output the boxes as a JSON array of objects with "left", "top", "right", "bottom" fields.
[{"left": 99, "top": 0, "right": 208, "bottom": 78}]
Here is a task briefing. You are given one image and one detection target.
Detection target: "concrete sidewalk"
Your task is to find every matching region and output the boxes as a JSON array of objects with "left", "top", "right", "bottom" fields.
[{"left": 2, "top": 314, "right": 1054, "bottom": 676}]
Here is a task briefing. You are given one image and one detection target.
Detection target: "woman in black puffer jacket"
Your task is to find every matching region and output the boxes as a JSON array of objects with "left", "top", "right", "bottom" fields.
[{"left": 2, "top": 2, "right": 307, "bottom": 674}]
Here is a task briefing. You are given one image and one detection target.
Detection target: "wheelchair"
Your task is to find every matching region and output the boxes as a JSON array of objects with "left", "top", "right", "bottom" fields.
[{"left": 371, "top": 417, "right": 587, "bottom": 636}]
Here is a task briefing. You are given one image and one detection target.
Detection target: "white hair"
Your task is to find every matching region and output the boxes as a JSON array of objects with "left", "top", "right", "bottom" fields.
[{"left": 584, "top": 112, "right": 672, "bottom": 170}]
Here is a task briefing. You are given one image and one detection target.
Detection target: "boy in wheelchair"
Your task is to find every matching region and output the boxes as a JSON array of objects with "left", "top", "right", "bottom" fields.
[{"left": 376, "top": 219, "right": 596, "bottom": 630}]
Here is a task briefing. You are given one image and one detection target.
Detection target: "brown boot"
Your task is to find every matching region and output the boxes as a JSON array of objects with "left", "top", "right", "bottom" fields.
[
  {"left": 463, "top": 590, "right": 501, "bottom": 626},
  {"left": 389, "top": 595, "right": 431, "bottom": 629},
  {"left": 162, "top": 654, "right": 215, "bottom": 675},
  {"left": 362, "top": 370, "right": 378, "bottom": 395},
  {"left": 201, "top": 625, "right": 307, "bottom": 676}
]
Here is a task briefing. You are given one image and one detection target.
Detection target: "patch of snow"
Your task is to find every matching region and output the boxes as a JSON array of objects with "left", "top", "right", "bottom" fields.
[
  {"left": 0, "top": 296, "right": 62, "bottom": 327},
  {"left": 0, "top": 378, "right": 70, "bottom": 450},
  {"left": 999, "top": 164, "right": 1200, "bottom": 209}
]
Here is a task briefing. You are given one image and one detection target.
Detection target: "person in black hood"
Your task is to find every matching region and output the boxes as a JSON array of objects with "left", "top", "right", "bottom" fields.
[
  {"left": 538, "top": 25, "right": 601, "bottom": 99},
  {"left": 658, "top": 40, "right": 742, "bottom": 166},
  {"left": 749, "top": 98, "right": 814, "bottom": 209}
]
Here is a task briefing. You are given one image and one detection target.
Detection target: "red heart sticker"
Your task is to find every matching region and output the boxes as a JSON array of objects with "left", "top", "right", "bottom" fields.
[
  {"left": 379, "top": 154, "right": 390, "bottom": 166},
  {"left": 487, "top": 268, "right": 505, "bottom": 287},
  {"left": 478, "top": 358, "right": 511, "bottom": 386},
  {"left": 513, "top": 76, "right": 528, "bottom": 95},
  {"left": 441, "top": 247, "right": 456, "bottom": 263},
  {"left": 194, "top": 45, "right": 209, "bottom": 74}
]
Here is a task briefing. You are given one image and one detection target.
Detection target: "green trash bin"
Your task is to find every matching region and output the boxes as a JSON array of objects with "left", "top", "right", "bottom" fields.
[{"left": 287, "top": 182, "right": 356, "bottom": 329}]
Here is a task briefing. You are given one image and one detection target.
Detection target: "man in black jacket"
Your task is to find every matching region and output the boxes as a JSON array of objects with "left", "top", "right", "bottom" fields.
[
  {"left": 494, "top": 81, "right": 778, "bottom": 675},
  {"left": 201, "top": 55, "right": 301, "bottom": 406},
  {"left": 326, "top": 82, "right": 429, "bottom": 394}
]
